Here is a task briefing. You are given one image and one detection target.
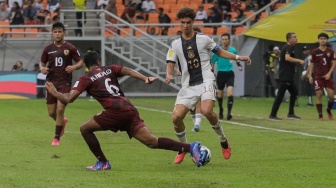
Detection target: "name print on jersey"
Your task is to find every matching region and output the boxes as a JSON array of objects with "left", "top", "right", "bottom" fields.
[{"left": 90, "top": 69, "right": 112, "bottom": 81}]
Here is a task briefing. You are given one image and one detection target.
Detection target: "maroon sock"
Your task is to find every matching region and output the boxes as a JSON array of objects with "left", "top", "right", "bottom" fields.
[
  {"left": 54, "top": 125, "right": 62, "bottom": 140},
  {"left": 327, "top": 101, "right": 334, "bottom": 111},
  {"left": 158, "top": 137, "right": 190, "bottom": 153},
  {"left": 81, "top": 131, "right": 107, "bottom": 162},
  {"left": 316, "top": 104, "right": 323, "bottom": 118}
]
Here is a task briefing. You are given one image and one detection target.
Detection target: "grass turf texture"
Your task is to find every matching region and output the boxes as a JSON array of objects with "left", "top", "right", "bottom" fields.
[{"left": 0, "top": 97, "right": 335, "bottom": 188}]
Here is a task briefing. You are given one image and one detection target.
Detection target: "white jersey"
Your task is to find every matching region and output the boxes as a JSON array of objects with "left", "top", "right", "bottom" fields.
[{"left": 166, "top": 33, "right": 218, "bottom": 87}]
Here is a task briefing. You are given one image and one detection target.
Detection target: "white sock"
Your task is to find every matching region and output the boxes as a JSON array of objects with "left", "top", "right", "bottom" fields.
[
  {"left": 175, "top": 129, "right": 187, "bottom": 142},
  {"left": 211, "top": 122, "right": 226, "bottom": 142},
  {"left": 194, "top": 113, "right": 202, "bottom": 127}
]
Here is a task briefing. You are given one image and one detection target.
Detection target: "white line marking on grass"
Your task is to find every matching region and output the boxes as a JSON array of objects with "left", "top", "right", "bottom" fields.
[{"left": 136, "top": 106, "right": 336, "bottom": 141}]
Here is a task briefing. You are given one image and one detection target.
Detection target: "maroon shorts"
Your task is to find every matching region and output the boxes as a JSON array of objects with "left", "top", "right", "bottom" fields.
[
  {"left": 46, "top": 85, "right": 71, "bottom": 104},
  {"left": 314, "top": 78, "right": 334, "bottom": 91},
  {"left": 93, "top": 108, "right": 146, "bottom": 138}
]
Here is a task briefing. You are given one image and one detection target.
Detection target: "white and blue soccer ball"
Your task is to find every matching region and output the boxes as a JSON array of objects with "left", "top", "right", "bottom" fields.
[{"left": 192, "top": 146, "right": 211, "bottom": 166}]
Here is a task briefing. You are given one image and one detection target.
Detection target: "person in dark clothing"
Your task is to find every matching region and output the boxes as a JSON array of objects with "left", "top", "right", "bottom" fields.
[
  {"left": 157, "top": 7, "right": 171, "bottom": 35},
  {"left": 264, "top": 44, "right": 275, "bottom": 97},
  {"left": 269, "top": 32, "right": 305, "bottom": 121}
]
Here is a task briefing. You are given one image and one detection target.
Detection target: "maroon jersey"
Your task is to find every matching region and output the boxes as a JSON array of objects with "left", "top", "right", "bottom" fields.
[
  {"left": 40, "top": 41, "right": 81, "bottom": 88},
  {"left": 73, "top": 65, "right": 136, "bottom": 111},
  {"left": 311, "top": 47, "right": 335, "bottom": 79}
]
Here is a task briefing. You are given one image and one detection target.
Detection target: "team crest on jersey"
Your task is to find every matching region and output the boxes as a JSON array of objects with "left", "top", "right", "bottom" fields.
[
  {"left": 327, "top": 53, "right": 331, "bottom": 57},
  {"left": 187, "top": 47, "right": 195, "bottom": 58},
  {"left": 64, "top": 50, "right": 69, "bottom": 56}
]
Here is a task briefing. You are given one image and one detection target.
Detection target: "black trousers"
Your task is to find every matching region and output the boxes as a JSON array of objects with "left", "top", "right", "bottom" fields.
[
  {"left": 75, "top": 11, "right": 86, "bottom": 36},
  {"left": 270, "top": 80, "right": 298, "bottom": 116}
]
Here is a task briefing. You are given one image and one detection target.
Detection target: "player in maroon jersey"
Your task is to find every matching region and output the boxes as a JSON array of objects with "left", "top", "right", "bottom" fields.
[
  {"left": 39, "top": 22, "right": 84, "bottom": 146},
  {"left": 308, "top": 32, "right": 336, "bottom": 120},
  {"left": 44, "top": 51, "right": 203, "bottom": 170}
]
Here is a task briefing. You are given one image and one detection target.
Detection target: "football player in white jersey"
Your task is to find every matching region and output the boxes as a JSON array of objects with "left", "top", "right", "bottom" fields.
[{"left": 165, "top": 7, "right": 251, "bottom": 165}]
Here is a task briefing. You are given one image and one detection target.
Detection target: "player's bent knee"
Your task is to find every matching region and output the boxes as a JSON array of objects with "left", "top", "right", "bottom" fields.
[
  {"left": 172, "top": 115, "right": 182, "bottom": 125},
  {"left": 48, "top": 112, "right": 56, "bottom": 119}
]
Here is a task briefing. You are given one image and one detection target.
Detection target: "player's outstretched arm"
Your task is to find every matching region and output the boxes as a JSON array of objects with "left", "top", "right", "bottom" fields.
[
  {"left": 45, "top": 82, "right": 81, "bottom": 104},
  {"left": 217, "top": 49, "right": 252, "bottom": 65},
  {"left": 121, "top": 67, "right": 157, "bottom": 84}
]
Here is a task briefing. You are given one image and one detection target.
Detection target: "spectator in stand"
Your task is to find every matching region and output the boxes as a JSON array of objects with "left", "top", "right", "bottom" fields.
[
  {"left": 37, "top": 9, "right": 49, "bottom": 25},
  {"left": 141, "top": 0, "right": 156, "bottom": 13},
  {"left": 233, "top": 9, "right": 246, "bottom": 23},
  {"left": 230, "top": 0, "right": 241, "bottom": 12},
  {"left": 195, "top": 4, "right": 207, "bottom": 21},
  {"left": 73, "top": 0, "right": 87, "bottom": 37},
  {"left": 141, "top": 0, "right": 156, "bottom": 21},
  {"left": 210, "top": 0, "right": 223, "bottom": 20},
  {"left": 105, "top": 0, "right": 118, "bottom": 34},
  {"left": 34, "top": 0, "right": 44, "bottom": 13},
  {"left": 157, "top": 7, "right": 170, "bottom": 36},
  {"left": 218, "top": 0, "right": 231, "bottom": 14},
  {"left": 8, "top": 0, "right": 23, "bottom": 10},
  {"left": 255, "top": 0, "right": 271, "bottom": 21},
  {"left": 129, "top": 0, "right": 143, "bottom": 12},
  {"left": 205, "top": 7, "right": 222, "bottom": 35},
  {"left": 9, "top": 1, "right": 21, "bottom": 20},
  {"left": 40, "top": 12, "right": 52, "bottom": 32},
  {"left": 222, "top": 13, "right": 232, "bottom": 24},
  {"left": 245, "top": 0, "right": 256, "bottom": 12},
  {"left": 146, "top": 26, "right": 159, "bottom": 36},
  {"left": 120, "top": 2, "right": 137, "bottom": 24},
  {"left": 22, "top": 0, "right": 37, "bottom": 23},
  {"left": 10, "top": 10, "right": 25, "bottom": 25},
  {"left": 0, "top": 2, "right": 10, "bottom": 21},
  {"left": 47, "top": 0, "right": 60, "bottom": 13},
  {"left": 12, "top": 61, "right": 27, "bottom": 71},
  {"left": 255, "top": 0, "right": 271, "bottom": 10}
]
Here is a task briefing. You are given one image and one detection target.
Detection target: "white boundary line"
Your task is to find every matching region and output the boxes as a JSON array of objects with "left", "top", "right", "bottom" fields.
[{"left": 136, "top": 106, "right": 336, "bottom": 141}]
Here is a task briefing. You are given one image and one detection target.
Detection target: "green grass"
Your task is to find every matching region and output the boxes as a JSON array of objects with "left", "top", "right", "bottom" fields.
[{"left": 0, "top": 97, "right": 335, "bottom": 188}]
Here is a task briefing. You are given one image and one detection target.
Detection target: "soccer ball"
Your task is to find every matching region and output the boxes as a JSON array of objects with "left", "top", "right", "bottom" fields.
[{"left": 192, "top": 146, "right": 211, "bottom": 166}]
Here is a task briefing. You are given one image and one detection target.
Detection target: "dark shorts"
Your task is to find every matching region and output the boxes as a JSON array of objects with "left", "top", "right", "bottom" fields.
[
  {"left": 216, "top": 71, "right": 235, "bottom": 90},
  {"left": 46, "top": 85, "right": 71, "bottom": 104},
  {"left": 314, "top": 78, "right": 334, "bottom": 91},
  {"left": 93, "top": 108, "right": 145, "bottom": 139}
]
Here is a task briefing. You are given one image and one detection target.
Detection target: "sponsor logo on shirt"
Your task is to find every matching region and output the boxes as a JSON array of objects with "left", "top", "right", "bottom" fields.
[{"left": 48, "top": 51, "right": 57, "bottom": 54}]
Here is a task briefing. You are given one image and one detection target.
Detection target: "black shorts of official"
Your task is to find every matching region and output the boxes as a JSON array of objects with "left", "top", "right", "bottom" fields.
[{"left": 216, "top": 71, "right": 235, "bottom": 90}]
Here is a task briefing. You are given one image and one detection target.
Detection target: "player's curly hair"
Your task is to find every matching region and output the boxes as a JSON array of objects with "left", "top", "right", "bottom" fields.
[
  {"left": 177, "top": 7, "right": 196, "bottom": 20},
  {"left": 83, "top": 51, "right": 100, "bottom": 68}
]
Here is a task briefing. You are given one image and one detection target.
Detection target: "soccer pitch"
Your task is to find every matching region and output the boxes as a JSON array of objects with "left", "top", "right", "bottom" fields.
[{"left": 1, "top": 97, "right": 335, "bottom": 188}]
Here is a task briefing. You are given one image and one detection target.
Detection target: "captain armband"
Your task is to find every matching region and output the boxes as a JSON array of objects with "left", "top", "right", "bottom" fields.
[{"left": 212, "top": 45, "right": 221, "bottom": 54}]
